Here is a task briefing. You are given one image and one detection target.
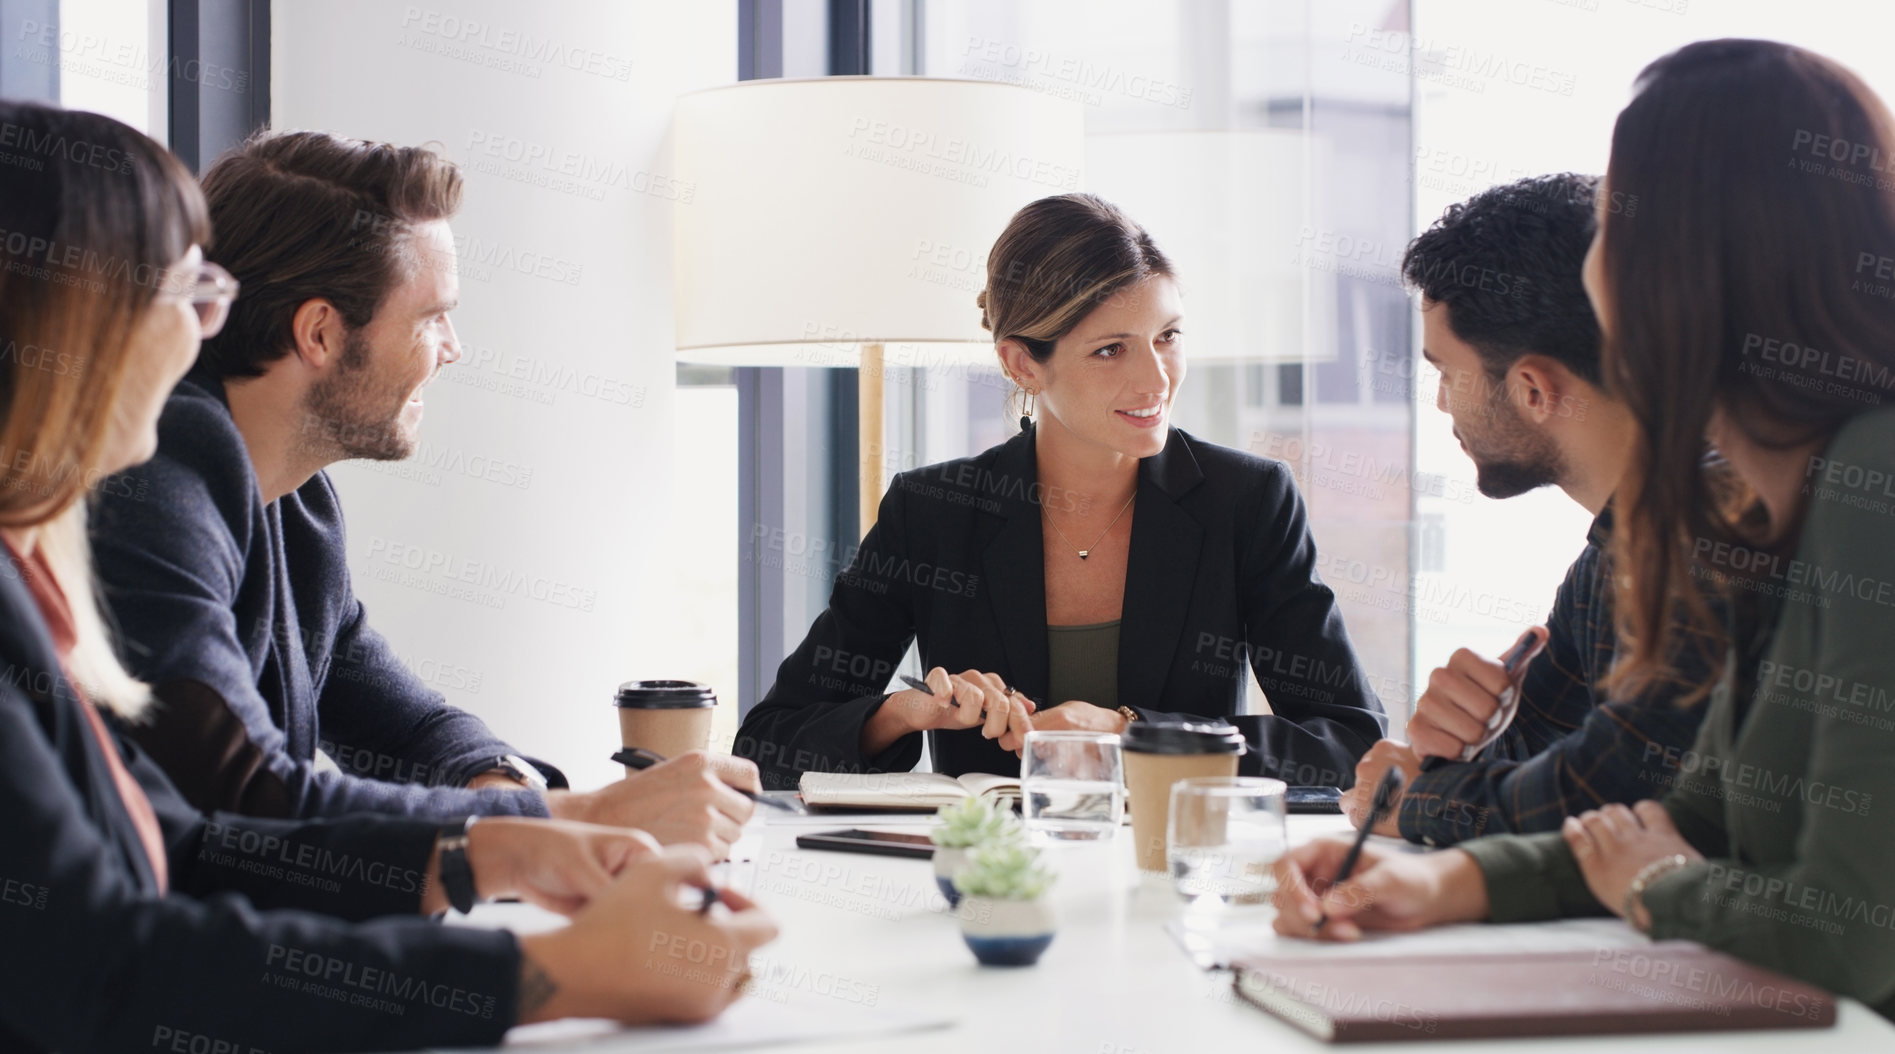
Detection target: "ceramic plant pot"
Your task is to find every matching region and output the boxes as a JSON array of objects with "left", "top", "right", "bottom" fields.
[
  {"left": 932, "top": 846, "right": 969, "bottom": 906},
  {"left": 958, "top": 895, "right": 1056, "bottom": 966}
]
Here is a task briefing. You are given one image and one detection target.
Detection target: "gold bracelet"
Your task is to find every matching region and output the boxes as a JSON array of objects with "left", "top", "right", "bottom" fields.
[
  {"left": 1623, "top": 853, "right": 1690, "bottom": 932},
  {"left": 1116, "top": 706, "right": 1139, "bottom": 725}
]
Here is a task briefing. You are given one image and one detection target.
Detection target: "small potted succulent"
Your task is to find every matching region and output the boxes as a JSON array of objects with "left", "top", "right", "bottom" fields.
[
  {"left": 952, "top": 838, "right": 1058, "bottom": 966},
  {"left": 930, "top": 796, "right": 1014, "bottom": 907}
]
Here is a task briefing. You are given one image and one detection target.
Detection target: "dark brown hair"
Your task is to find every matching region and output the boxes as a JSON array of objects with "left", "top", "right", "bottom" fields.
[
  {"left": 977, "top": 193, "right": 1174, "bottom": 363},
  {"left": 196, "top": 130, "right": 462, "bottom": 378},
  {"left": 1601, "top": 40, "right": 1895, "bottom": 699}
]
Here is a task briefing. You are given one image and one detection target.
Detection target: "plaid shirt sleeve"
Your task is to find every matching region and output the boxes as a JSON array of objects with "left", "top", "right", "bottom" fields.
[{"left": 1396, "top": 540, "right": 1710, "bottom": 846}]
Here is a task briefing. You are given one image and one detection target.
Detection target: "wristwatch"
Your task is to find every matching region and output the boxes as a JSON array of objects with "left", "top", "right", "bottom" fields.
[
  {"left": 484, "top": 754, "right": 548, "bottom": 792},
  {"left": 436, "top": 816, "right": 481, "bottom": 915}
]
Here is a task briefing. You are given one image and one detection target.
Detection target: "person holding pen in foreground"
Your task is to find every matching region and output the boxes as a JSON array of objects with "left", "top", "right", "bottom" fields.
[
  {"left": 0, "top": 101, "right": 775, "bottom": 1053},
  {"left": 738, "top": 193, "right": 1386, "bottom": 787},
  {"left": 1275, "top": 40, "right": 1895, "bottom": 1020},
  {"left": 1344, "top": 173, "right": 1713, "bottom": 846}
]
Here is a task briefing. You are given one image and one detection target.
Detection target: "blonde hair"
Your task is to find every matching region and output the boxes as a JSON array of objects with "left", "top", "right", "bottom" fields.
[
  {"left": 36, "top": 506, "right": 149, "bottom": 717},
  {"left": 0, "top": 102, "right": 212, "bottom": 718}
]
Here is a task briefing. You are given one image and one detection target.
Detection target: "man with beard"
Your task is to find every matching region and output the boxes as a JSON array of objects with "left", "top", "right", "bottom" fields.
[
  {"left": 89, "top": 131, "right": 758, "bottom": 857},
  {"left": 1344, "top": 173, "right": 1711, "bottom": 846}
]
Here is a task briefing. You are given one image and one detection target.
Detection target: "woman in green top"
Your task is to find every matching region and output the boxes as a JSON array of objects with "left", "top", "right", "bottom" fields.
[{"left": 1273, "top": 39, "right": 1895, "bottom": 1019}]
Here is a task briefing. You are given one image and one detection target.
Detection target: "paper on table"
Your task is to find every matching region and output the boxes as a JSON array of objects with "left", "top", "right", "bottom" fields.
[
  {"left": 1166, "top": 915, "right": 1652, "bottom": 972},
  {"left": 433, "top": 998, "right": 953, "bottom": 1053},
  {"left": 759, "top": 808, "right": 940, "bottom": 828}
]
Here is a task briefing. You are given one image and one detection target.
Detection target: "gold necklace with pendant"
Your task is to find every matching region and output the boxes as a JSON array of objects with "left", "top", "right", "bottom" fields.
[{"left": 1043, "top": 493, "right": 1136, "bottom": 560}]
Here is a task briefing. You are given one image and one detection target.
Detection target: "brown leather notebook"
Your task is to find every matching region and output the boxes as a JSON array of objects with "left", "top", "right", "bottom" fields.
[{"left": 1231, "top": 943, "right": 1837, "bottom": 1042}]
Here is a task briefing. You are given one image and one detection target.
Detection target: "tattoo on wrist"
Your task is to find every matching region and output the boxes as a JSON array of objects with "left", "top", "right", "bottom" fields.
[{"left": 518, "top": 957, "right": 559, "bottom": 1017}]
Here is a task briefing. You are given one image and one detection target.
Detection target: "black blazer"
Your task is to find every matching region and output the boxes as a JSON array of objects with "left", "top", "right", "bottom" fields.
[
  {"left": 736, "top": 426, "right": 1387, "bottom": 789},
  {"left": 0, "top": 559, "right": 519, "bottom": 1053}
]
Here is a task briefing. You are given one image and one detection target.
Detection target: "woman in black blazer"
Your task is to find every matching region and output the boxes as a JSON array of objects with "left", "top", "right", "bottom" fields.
[
  {"left": 0, "top": 102, "right": 772, "bottom": 1053},
  {"left": 738, "top": 194, "right": 1386, "bottom": 788}
]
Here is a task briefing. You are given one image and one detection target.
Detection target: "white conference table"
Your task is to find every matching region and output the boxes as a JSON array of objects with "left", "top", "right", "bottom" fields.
[{"left": 452, "top": 810, "right": 1895, "bottom": 1053}]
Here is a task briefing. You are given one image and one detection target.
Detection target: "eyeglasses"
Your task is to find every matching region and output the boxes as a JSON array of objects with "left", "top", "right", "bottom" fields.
[{"left": 161, "top": 261, "right": 240, "bottom": 338}]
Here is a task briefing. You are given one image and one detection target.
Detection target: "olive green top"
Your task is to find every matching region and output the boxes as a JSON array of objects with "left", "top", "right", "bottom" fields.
[
  {"left": 1046, "top": 620, "right": 1121, "bottom": 710},
  {"left": 1460, "top": 406, "right": 1895, "bottom": 1020}
]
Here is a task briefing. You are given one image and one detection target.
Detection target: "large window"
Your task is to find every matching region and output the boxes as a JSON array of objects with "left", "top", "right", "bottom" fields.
[
  {"left": 706, "top": 0, "right": 1895, "bottom": 750},
  {"left": 1409, "top": 0, "right": 1895, "bottom": 680},
  {"left": 911, "top": 0, "right": 1419, "bottom": 724},
  {"left": 715, "top": 0, "right": 1421, "bottom": 741}
]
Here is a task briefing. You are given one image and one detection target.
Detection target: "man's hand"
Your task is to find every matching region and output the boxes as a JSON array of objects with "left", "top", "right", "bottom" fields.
[
  {"left": 1343, "top": 739, "right": 1420, "bottom": 836},
  {"left": 1407, "top": 627, "right": 1544, "bottom": 760},
  {"left": 546, "top": 752, "right": 759, "bottom": 859}
]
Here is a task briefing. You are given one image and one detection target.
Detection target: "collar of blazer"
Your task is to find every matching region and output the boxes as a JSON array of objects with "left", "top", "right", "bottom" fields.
[
  {"left": 975, "top": 425, "right": 1207, "bottom": 712},
  {"left": 0, "top": 541, "right": 164, "bottom": 887},
  {"left": 0, "top": 549, "right": 77, "bottom": 709}
]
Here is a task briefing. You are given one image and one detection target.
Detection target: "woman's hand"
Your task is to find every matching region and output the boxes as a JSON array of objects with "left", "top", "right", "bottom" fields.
[
  {"left": 515, "top": 846, "right": 779, "bottom": 1026},
  {"left": 1562, "top": 801, "right": 1702, "bottom": 929},
  {"left": 1272, "top": 838, "right": 1490, "bottom": 941},
  {"left": 860, "top": 667, "right": 1034, "bottom": 755},
  {"left": 420, "top": 817, "right": 658, "bottom": 917},
  {"left": 1027, "top": 700, "right": 1127, "bottom": 743}
]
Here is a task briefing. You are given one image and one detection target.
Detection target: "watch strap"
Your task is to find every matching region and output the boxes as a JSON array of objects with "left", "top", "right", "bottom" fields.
[{"left": 437, "top": 816, "right": 479, "bottom": 914}]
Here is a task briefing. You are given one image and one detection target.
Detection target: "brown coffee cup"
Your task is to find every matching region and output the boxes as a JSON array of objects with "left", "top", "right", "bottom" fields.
[
  {"left": 615, "top": 680, "right": 716, "bottom": 761},
  {"left": 1121, "top": 721, "right": 1246, "bottom": 871}
]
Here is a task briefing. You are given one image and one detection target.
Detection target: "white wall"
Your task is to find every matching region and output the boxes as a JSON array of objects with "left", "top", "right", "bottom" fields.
[
  {"left": 271, "top": 0, "right": 736, "bottom": 791},
  {"left": 43, "top": 0, "right": 166, "bottom": 136}
]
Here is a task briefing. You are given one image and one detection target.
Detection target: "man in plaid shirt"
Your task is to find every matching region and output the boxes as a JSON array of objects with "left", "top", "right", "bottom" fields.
[{"left": 1347, "top": 173, "right": 1711, "bottom": 846}]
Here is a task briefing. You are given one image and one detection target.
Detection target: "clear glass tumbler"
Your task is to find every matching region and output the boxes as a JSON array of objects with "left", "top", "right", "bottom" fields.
[
  {"left": 1167, "top": 777, "right": 1288, "bottom": 905},
  {"left": 1020, "top": 730, "right": 1125, "bottom": 841}
]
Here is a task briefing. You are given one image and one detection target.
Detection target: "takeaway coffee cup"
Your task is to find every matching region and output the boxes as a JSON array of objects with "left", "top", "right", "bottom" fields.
[
  {"left": 1121, "top": 721, "right": 1246, "bottom": 872},
  {"left": 615, "top": 680, "right": 716, "bottom": 760}
]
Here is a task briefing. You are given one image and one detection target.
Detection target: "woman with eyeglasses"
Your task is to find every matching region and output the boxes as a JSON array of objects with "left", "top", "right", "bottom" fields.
[
  {"left": 1271, "top": 40, "right": 1895, "bottom": 1019},
  {"left": 0, "top": 101, "right": 775, "bottom": 1053}
]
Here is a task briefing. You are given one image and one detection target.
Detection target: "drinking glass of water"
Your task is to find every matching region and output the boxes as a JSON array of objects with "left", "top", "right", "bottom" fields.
[
  {"left": 1167, "top": 777, "right": 1287, "bottom": 906},
  {"left": 1020, "top": 730, "right": 1124, "bottom": 841}
]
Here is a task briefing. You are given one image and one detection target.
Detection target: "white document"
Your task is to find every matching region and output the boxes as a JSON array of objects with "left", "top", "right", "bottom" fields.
[
  {"left": 432, "top": 999, "right": 952, "bottom": 1053},
  {"left": 1167, "top": 914, "right": 1652, "bottom": 971}
]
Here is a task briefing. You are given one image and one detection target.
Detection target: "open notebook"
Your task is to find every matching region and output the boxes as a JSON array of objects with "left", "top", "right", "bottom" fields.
[{"left": 798, "top": 771, "right": 1020, "bottom": 811}]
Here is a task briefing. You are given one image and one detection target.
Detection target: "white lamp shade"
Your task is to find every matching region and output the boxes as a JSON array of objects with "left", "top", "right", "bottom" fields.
[
  {"left": 1084, "top": 131, "right": 1335, "bottom": 363},
  {"left": 673, "top": 77, "right": 1085, "bottom": 367}
]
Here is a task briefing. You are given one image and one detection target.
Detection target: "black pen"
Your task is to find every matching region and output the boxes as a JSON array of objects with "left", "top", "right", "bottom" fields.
[
  {"left": 900, "top": 673, "right": 991, "bottom": 719},
  {"left": 609, "top": 748, "right": 800, "bottom": 812},
  {"left": 1313, "top": 765, "right": 1407, "bottom": 934}
]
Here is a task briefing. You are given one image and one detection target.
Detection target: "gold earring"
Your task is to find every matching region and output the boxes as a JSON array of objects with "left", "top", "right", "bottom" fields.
[{"left": 1020, "top": 388, "right": 1037, "bottom": 433}]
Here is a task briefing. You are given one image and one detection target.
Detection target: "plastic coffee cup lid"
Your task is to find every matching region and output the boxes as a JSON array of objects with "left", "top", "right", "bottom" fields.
[
  {"left": 614, "top": 680, "right": 717, "bottom": 709},
  {"left": 1120, "top": 720, "right": 1246, "bottom": 755}
]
